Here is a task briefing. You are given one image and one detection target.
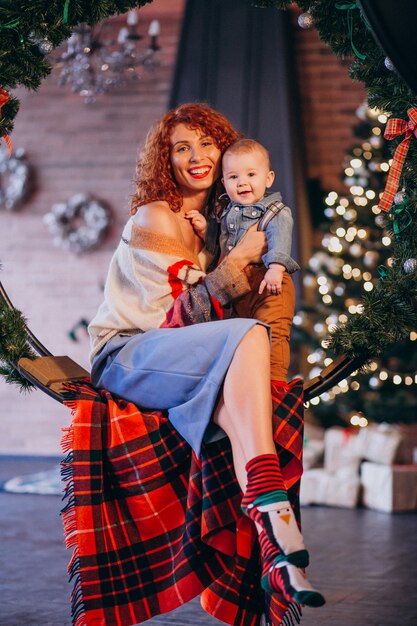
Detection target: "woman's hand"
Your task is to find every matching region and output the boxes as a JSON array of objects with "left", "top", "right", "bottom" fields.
[{"left": 228, "top": 225, "right": 267, "bottom": 270}]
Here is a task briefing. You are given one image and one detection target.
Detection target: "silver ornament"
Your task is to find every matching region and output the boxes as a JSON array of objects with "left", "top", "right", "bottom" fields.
[
  {"left": 298, "top": 12, "right": 314, "bottom": 29},
  {"left": 384, "top": 57, "right": 395, "bottom": 71},
  {"left": 38, "top": 38, "right": 54, "bottom": 54},
  {"left": 375, "top": 214, "right": 386, "bottom": 228},
  {"left": 403, "top": 258, "right": 417, "bottom": 274},
  {"left": 394, "top": 190, "right": 405, "bottom": 205},
  {"left": 356, "top": 102, "right": 368, "bottom": 121}
]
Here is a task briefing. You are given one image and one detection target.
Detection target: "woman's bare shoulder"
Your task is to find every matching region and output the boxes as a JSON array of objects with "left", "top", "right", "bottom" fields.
[{"left": 133, "top": 201, "right": 181, "bottom": 237}]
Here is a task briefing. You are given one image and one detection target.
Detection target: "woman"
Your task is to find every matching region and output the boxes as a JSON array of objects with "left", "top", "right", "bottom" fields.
[{"left": 88, "top": 103, "right": 324, "bottom": 615}]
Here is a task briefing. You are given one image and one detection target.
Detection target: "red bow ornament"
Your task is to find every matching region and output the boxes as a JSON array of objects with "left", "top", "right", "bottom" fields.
[
  {"left": 378, "top": 107, "right": 417, "bottom": 212},
  {"left": 0, "top": 88, "right": 12, "bottom": 156}
]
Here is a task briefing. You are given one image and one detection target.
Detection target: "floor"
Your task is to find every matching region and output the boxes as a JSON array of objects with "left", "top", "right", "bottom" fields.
[{"left": 1, "top": 456, "right": 416, "bottom": 626}]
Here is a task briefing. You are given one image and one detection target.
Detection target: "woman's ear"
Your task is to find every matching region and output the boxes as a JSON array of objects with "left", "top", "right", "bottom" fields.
[{"left": 266, "top": 170, "right": 275, "bottom": 188}]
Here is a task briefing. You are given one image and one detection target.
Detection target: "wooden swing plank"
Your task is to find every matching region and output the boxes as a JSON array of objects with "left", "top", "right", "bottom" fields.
[{"left": 18, "top": 356, "right": 89, "bottom": 393}]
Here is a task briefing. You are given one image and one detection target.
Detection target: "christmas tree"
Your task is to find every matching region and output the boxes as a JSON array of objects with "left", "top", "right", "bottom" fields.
[{"left": 293, "top": 102, "right": 417, "bottom": 428}]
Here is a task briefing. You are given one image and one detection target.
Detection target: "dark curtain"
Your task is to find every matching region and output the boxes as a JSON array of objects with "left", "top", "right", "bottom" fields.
[{"left": 169, "top": 0, "right": 312, "bottom": 275}]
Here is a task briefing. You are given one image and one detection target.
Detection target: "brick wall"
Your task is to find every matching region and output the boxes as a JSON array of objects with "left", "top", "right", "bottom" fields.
[
  {"left": 0, "top": 0, "right": 185, "bottom": 455},
  {"left": 0, "top": 1, "right": 365, "bottom": 455},
  {"left": 292, "top": 7, "right": 366, "bottom": 194}
]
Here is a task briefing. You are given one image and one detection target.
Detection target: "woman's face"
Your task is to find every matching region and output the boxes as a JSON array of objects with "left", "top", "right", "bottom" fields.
[{"left": 169, "top": 123, "right": 222, "bottom": 195}]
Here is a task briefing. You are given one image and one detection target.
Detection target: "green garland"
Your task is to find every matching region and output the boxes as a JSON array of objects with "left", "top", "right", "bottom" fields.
[
  {"left": 0, "top": 300, "right": 37, "bottom": 391},
  {"left": 0, "top": 1, "right": 153, "bottom": 137},
  {"left": 1, "top": 0, "right": 417, "bottom": 390},
  {"left": 249, "top": 1, "right": 417, "bottom": 363}
]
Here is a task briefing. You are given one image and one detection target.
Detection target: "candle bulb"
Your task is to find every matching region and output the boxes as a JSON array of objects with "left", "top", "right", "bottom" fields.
[
  {"left": 127, "top": 10, "right": 139, "bottom": 26},
  {"left": 148, "top": 20, "right": 160, "bottom": 37},
  {"left": 117, "top": 27, "right": 129, "bottom": 44}
]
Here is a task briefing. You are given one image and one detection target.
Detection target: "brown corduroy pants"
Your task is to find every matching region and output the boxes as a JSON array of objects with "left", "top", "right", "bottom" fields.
[{"left": 232, "top": 265, "right": 295, "bottom": 381}]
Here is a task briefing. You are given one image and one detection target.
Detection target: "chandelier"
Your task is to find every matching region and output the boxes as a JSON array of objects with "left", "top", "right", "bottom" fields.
[{"left": 55, "top": 10, "right": 161, "bottom": 104}]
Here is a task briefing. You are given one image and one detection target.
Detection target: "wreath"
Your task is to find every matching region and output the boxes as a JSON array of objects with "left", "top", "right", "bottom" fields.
[
  {"left": 43, "top": 193, "right": 111, "bottom": 254},
  {"left": 0, "top": 148, "right": 32, "bottom": 211}
]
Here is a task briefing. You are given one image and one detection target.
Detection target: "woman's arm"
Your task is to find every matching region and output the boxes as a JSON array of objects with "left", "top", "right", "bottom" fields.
[
  {"left": 131, "top": 203, "right": 264, "bottom": 326},
  {"left": 229, "top": 226, "right": 268, "bottom": 270}
]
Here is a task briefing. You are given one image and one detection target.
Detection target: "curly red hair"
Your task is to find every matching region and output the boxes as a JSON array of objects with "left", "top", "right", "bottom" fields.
[{"left": 130, "top": 103, "right": 242, "bottom": 214}]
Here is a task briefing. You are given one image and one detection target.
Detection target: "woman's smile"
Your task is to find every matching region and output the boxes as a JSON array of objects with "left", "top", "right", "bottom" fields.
[{"left": 187, "top": 166, "right": 212, "bottom": 179}]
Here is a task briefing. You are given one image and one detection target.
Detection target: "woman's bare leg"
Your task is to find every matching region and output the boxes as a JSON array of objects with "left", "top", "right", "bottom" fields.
[
  {"left": 213, "top": 324, "right": 275, "bottom": 464},
  {"left": 213, "top": 324, "right": 325, "bottom": 608}
]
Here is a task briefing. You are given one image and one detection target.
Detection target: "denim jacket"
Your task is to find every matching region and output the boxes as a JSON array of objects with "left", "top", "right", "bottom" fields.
[{"left": 218, "top": 191, "right": 300, "bottom": 274}]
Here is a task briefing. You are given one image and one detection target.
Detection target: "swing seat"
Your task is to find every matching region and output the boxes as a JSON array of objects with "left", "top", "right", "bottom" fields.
[
  {"left": 16, "top": 352, "right": 364, "bottom": 403},
  {"left": 1, "top": 278, "right": 365, "bottom": 403},
  {"left": 18, "top": 356, "right": 90, "bottom": 399}
]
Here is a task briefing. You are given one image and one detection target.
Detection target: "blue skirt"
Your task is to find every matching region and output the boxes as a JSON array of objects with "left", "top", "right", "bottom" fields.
[{"left": 91, "top": 319, "right": 267, "bottom": 456}]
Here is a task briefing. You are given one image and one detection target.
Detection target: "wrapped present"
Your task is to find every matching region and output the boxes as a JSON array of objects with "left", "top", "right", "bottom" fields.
[
  {"left": 300, "top": 467, "right": 361, "bottom": 509},
  {"left": 324, "top": 427, "right": 361, "bottom": 473},
  {"left": 397, "top": 423, "right": 417, "bottom": 464},
  {"left": 361, "top": 462, "right": 417, "bottom": 513},
  {"left": 356, "top": 423, "right": 403, "bottom": 465}
]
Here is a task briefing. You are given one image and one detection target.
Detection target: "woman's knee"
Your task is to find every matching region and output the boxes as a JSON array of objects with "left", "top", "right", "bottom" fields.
[
  {"left": 247, "top": 323, "right": 270, "bottom": 343},
  {"left": 236, "top": 324, "right": 270, "bottom": 358}
]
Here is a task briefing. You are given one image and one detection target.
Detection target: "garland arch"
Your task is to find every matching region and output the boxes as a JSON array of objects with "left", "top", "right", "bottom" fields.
[{"left": 1, "top": 0, "right": 417, "bottom": 399}]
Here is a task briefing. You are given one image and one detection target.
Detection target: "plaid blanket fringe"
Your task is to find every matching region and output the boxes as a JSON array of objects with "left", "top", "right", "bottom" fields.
[{"left": 60, "top": 378, "right": 305, "bottom": 626}]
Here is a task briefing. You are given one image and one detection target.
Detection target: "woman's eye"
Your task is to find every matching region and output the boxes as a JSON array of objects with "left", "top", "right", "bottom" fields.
[
  {"left": 202, "top": 141, "right": 213, "bottom": 147},
  {"left": 177, "top": 145, "right": 188, "bottom": 152}
]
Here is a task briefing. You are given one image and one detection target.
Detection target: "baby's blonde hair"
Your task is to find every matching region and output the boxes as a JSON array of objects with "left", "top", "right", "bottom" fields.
[{"left": 223, "top": 138, "right": 271, "bottom": 169}]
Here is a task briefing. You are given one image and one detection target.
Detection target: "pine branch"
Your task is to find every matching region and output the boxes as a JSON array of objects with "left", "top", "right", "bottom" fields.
[
  {"left": 0, "top": 303, "right": 36, "bottom": 391},
  {"left": 0, "top": 0, "right": 154, "bottom": 133}
]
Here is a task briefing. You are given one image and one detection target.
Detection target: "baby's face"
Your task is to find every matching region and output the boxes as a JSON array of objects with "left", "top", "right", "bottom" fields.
[{"left": 222, "top": 149, "right": 275, "bottom": 205}]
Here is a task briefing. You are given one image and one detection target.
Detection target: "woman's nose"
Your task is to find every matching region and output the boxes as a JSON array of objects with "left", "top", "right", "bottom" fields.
[{"left": 190, "top": 147, "right": 202, "bottom": 162}]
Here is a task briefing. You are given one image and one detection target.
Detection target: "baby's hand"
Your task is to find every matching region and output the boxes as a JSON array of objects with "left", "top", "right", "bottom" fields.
[
  {"left": 185, "top": 210, "right": 207, "bottom": 239},
  {"left": 259, "top": 263, "right": 285, "bottom": 295}
]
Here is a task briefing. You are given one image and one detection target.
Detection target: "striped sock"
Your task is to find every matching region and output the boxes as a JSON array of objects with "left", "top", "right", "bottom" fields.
[
  {"left": 242, "top": 454, "right": 286, "bottom": 501},
  {"left": 241, "top": 454, "right": 309, "bottom": 568}
]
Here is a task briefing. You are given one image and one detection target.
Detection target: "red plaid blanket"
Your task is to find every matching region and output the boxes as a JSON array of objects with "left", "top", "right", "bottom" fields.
[{"left": 61, "top": 379, "right": 304, "bottom": 626}]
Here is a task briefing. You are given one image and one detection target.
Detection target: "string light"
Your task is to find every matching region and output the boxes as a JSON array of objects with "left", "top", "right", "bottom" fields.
[{"left": 350, "top": 414, "right": 368, "bottom": 427}]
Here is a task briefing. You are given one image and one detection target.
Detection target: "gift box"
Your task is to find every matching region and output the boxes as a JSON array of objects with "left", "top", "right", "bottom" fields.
[
  {"left": 356, "top": 423, "right": 403, "bottom": 465},
  {"left": 324, "top": 427, "right": 362, "bottom": 473},
  {"left": 300, "top": 467, "right": 361, "bottom": 509},
  {"left": 361, "top": 462, "right": 417, "bottom": 513},
  {"left": 396, "top": 423, "right": 417, "bottom": 464}
]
